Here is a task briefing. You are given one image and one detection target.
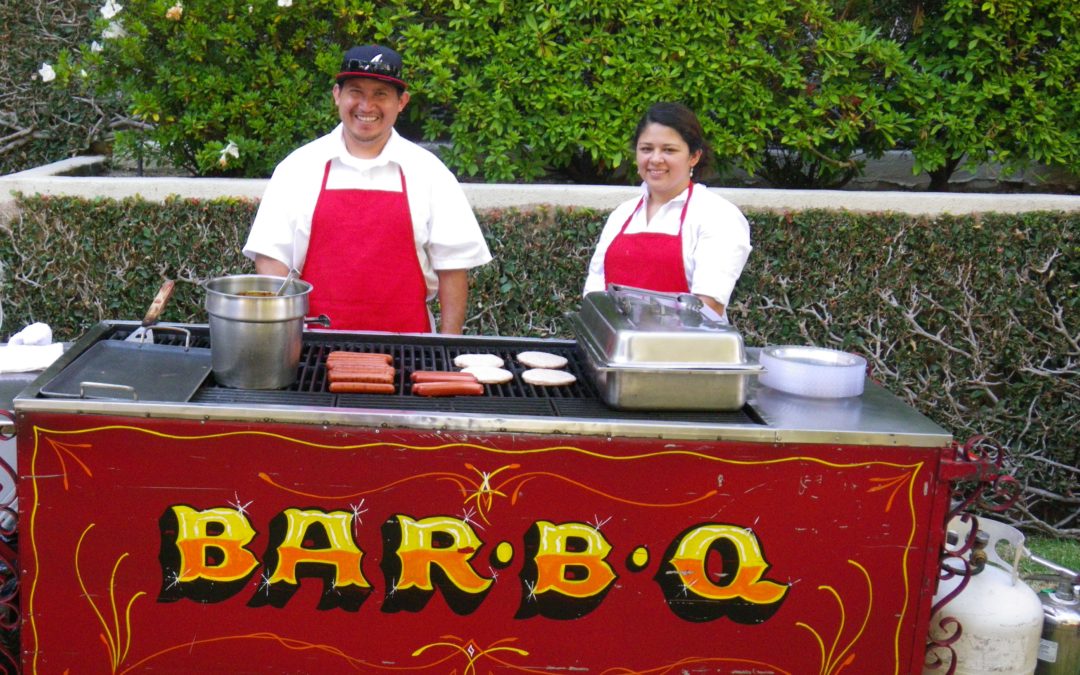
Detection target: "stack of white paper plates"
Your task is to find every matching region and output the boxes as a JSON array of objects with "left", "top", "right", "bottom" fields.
[{"left": 759, "top": 346, "right": 867, "bottom": 398}]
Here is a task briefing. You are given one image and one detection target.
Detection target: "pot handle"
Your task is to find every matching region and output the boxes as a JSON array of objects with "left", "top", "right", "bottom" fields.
[{"left": 305, "top": 314, "right": 331, "bottom": 329}]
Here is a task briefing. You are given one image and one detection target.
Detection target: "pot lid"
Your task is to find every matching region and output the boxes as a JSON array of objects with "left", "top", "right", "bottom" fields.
[{"left": 572, "top": 285, "right": 749, "bottom": 368}]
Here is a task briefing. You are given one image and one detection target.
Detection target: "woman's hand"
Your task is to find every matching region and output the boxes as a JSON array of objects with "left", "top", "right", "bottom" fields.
[{"left": 695, "top": 294, "right": 725, "bottom": 317}]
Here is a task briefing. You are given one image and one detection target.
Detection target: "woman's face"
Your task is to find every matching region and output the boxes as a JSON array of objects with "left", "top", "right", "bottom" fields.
[{"left": 635, "top": 122, "right": 701, "bottom": 203}]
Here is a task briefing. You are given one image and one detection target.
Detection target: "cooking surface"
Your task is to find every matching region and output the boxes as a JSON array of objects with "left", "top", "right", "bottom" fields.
[
  {"left": 156, "top": 325, "right": 759, "bottom": 426},
  {"left": 15, "top": 321, "right": 952, "bottom": 446}
]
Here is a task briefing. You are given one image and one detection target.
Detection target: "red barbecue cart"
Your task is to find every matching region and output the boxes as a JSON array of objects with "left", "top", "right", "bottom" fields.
[{"left": 12, "top": 321, "right": 995, "bottom": 674}]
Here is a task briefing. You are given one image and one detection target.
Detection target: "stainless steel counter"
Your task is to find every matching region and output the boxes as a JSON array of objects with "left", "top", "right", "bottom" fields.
[{"left": 14, "top": 321, "right": 952, "bottom": 447}]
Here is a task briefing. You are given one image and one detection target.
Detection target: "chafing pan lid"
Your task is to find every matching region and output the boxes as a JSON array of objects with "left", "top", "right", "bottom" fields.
[{"left": 573, "top": 286, "right": 749, "bottom": 368}]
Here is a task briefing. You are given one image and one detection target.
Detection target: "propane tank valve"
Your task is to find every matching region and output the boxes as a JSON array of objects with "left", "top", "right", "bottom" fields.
[{"left": 970, "top": 530, "right": 989, "bottom": 574}]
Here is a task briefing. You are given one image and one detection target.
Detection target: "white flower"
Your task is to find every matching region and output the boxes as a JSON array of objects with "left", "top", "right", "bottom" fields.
[
  {"left": 38, "top": 63, "right": 56, "bottom": 82},
  {"left": 102, "top": 21, "right": 125, "bottom": 39},
  {"left": 91, "top": 41, "right": 103, "bottom": 52},
  {"left": 100, "top": 0, "right": 122, "bottom": 19},
  {"left": 277, "top": 0, "right": 292, "bottom": 7},
  {"left": 218, "top": 140, "right": 240, "bottom": 167},
  {"left": 80, "top": 69, "right": 88, "bottom": 78},
  {"left": 166, "top": 2, "right": 183, "bottom": 20}
]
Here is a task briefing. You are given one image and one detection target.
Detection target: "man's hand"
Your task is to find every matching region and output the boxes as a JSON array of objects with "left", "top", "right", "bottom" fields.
[
  {"left": 436, "top": 269, "right": 468, "bottom": 334},
  {"left": 254, "top": 253, "right": 290, "bottom": 277}
]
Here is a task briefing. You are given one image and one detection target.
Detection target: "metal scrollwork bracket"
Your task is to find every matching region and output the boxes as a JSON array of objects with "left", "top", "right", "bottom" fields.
[{"left": 924, "top": 435, "right": 1021, "bottom": 674}]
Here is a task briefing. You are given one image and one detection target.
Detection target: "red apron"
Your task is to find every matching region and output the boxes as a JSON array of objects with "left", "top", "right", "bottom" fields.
[
  {"left": 603, "top": 183, "right": 694, "bottom": 292},
  {"left": 302, "top": 160, "right": 430, "bottom": 332}
]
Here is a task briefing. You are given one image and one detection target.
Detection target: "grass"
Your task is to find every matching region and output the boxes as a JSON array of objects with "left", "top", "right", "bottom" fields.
[
  {"left": 978, "top": 531, "right": 1078, "bottom": 594},
  {"left": 1013, "top": 535, "right": 1080, "bottom": 596},
  {"left": 1023, "top": 535, "right": 1080, "bottom": 578}
]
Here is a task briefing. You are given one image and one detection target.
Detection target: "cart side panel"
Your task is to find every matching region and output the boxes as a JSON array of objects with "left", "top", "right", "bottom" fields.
[{"left": 18, "top": 412, "right": 949, "bottom": 674}]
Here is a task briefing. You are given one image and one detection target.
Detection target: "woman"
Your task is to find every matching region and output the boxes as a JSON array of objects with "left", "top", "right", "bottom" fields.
[{"left": 583, "top": 102, "right": 751, "bottom": 320}]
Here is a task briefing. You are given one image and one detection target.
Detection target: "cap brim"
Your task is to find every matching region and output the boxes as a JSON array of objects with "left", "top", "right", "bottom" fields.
[{"left": 335, "top": 71, "right": 407, "bottom": 89}]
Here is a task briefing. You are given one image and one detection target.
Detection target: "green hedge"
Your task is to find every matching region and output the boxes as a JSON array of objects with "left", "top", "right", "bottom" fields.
[
  {"left": 43, "top": 0, "right": 1078, "bottom": 189},
  {"left": 1, "top": 194, "right": 1077, "bottom": 536},
  {"left": 1, "top": 0, "right": 124, "bottom": 176}
]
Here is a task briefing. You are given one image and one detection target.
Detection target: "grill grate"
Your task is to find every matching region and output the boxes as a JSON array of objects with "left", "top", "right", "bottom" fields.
[{"left": 109, "top": 326, "right": 762, "bottom": 425}]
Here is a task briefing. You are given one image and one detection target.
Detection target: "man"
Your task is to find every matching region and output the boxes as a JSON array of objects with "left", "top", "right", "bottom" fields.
[{"left": 243, "top": 45, "right": 491, "bottom": 334}]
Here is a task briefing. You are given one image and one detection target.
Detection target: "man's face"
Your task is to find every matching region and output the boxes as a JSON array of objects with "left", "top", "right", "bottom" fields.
[{"left": 333, "top": 78, "right": 410, "bottom": 158}]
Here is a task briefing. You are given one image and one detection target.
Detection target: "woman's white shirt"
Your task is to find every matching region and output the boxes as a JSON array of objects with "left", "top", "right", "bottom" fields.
[{"left": 583, "top": 183, "right": 751, "bottom": 307}]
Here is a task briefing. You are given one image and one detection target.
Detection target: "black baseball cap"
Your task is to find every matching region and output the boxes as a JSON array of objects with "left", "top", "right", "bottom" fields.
[{"left": 336, "top": 45, "right": 406, "bottom": 90}]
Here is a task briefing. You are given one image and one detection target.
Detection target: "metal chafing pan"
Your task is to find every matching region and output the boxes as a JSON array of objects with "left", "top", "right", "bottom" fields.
[{"left": 569, "top": 286, "right": 763, "bottom": 410}]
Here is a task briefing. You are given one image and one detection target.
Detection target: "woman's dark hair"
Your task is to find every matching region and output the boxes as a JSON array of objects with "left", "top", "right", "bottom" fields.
[{"left": 632, "top": 102, "right": 715, "bottom": 177}]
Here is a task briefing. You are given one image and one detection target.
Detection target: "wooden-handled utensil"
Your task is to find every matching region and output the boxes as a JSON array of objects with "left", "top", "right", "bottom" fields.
[{"left": 143, "top": 280, "right": 176, "bottom": 327}]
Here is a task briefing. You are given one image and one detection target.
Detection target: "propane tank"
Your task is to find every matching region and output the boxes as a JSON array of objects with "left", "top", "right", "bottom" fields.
[
  {"left": 925, "top": 516, "right": 1044, "bottom": 675},
  {"left": 1027, "top": 554, "right": 1080, "bottom": 675}
]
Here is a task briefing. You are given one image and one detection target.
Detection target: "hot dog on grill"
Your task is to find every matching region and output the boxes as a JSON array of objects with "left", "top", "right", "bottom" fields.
[
  {"left": 328, "top": 370, "right": 394, "bottom": 385},
  {"left": 327, "top": 351, "right": 393, "bottom": 366},
  {"left": 328, "top": 359, "right": 395, "bottom": 369},
  {"left": 329, "top": 382, "right": 396, "bottom": 394},
  {"left": 411, "top": 381, "right": 485, "bottom": 397},
  {"left": 328, "top": 364, "right": 396, "bottom": 377},
  {"left": 409, "top": 371, "right": 479, "bottom": 384}
]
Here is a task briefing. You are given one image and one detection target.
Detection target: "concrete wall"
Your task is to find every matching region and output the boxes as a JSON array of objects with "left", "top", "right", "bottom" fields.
[{"left": 3, "top": 155, "right": 1080, "bottom": 217}]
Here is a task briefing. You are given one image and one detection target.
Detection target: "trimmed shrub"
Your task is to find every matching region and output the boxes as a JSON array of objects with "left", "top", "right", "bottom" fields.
[
  {"left": 58, "top": 0, "right": 915, "bottom": 188},
  {"left": 17, "top": 1, "right": 1080, "bottom": 191},
  {"left": 906, "top": 0, "right": 1080, "bottom": 189},
  {"left": 0, "top": 0, "right": 123, "bottom": 175},
  {"left": 65, "top": 0, "right": 383, "bottom": 177},
  {"left": 408, "top": 1, "right": 915, "bottom": 187}
]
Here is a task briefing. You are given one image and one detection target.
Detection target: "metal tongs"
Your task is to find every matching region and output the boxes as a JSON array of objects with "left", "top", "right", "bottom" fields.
[{"left": 125, "top": 280, "right": 194, "bottom": 349}]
